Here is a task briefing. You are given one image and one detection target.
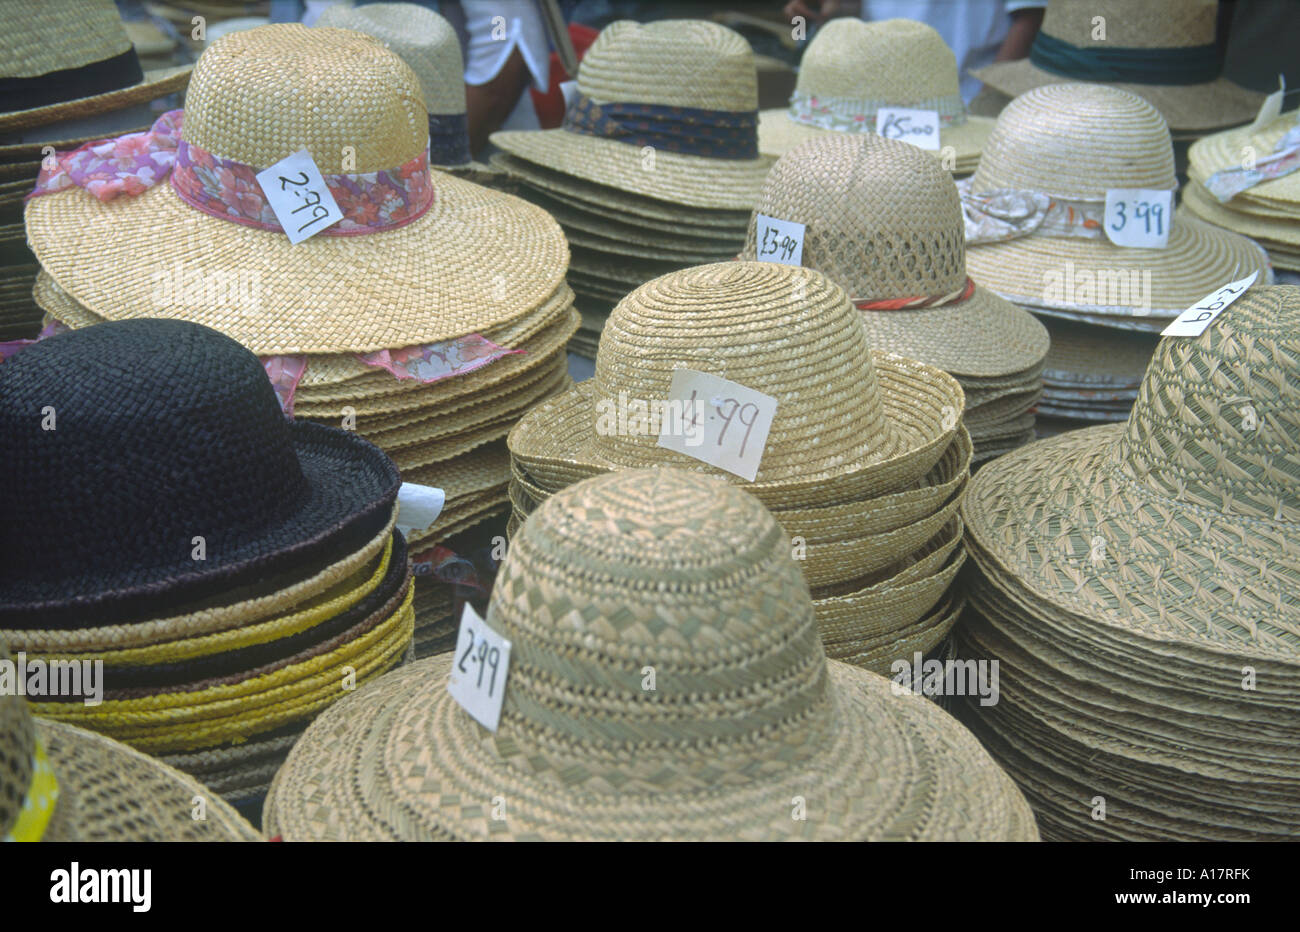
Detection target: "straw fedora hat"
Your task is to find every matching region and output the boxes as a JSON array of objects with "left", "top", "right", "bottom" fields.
[
  {"left": 0, "top": 640, "right": 260, "bottom": 841},
  {"left": 24, "top": 24, "right": 569, "bottom": 355},
  {"left": 0, "top": 0, "right": 192, "bottom": 133},
  {"left": 757, "top": 19, "right": 993, "bottom": 169},
  {"left": 0, "top": 318, "right": 400, "bottom": 629},
  {"left": 963, "top": 84, "right": 1271, "bottom": 322},
  {"left": 264, "top": 467, "right": 1038, "bottom": 841},
  {"left": 739, "top": 133, "right": 1048, "bottom": 380},
  {"left": 973, "top": 0, "right": 1265, "bottom": 134},
  {"left": 491, "top": 19, "right": 772, "bottom": 210}
]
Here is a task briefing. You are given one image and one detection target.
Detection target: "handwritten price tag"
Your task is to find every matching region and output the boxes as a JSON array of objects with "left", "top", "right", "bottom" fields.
[
  {"left": 255, "top": 150, "right": 343, "bottom": 244},
  {"left": 1103, "top": 189, "right": 1173, "bottom": 249},
  {"left": 395, "top": 482, "right": 446, "bottom": 539},
  {"left": 1161, "top": 270, "right": 1259, "bottom": 338},
  {"left": 754, "top": 213, "right": 805, "bottom": 266},
  {"left": 447, "top": 602, "right": 511, "bottom": 731},
  {"left": 875, "top": 107, "right": 941, "bottom": 151},
  {"left": 657, "top": 369, "right": 777, "bottom": 481}
]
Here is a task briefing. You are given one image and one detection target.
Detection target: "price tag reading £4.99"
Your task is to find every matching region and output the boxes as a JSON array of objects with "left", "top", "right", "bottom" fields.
[
  {"left": 255, "top": 150, "right": 344, "bottom": 245},
  {"left": 1103, "top": 189, "right": 1174, "bottom": 249},
  {"left": 1162, "top": 270, "right": 1259, "bottom": 338},
  {"left": 754, "top": 214, "right": 805, "bottom": 266},
  {"left": 657, "top": 368, "right": 778, "bottom": 482},
  {"left": 447, "top": 602, "right": 511, "bottom": 731}
]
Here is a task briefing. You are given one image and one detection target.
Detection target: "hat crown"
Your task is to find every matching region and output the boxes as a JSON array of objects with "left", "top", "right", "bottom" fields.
[
  {"left": 0, "top": 0, "right": 132, "bottom": 79},
  {"left": 1116, "top": 286, "right": 1300, "bottom": 523},
  {"left": 971, "top": 83, "right": 1176, "bottom": 200},
  {"left": 0, "top": 640, "right": 37, "bottom": 839},
  {"left": 183, "top": 23, "right": 427, "bottom": 172},
  {"left": 1040, "top": 0, "right": 1217, "bottom": 49},
  {"left": 0, "top": 320, "right": 309, "bottom": 608},
  {"left": 576, "top": 19, "right": 758, "bottom": 112},
  {"left": 795, "top": 18, "right": 959, "bottom": 103},
  {"left": 314, "top": 2, "right": 466, "bottom": 115},
  {"left": 486, "top": 469, "right": 833, "bottom": 786},
  {"left": 589, "top": 262, "right": 895, "bottom": 482},
  {"left": 741, "top": 134, "right": 966, "bottom": 299}
]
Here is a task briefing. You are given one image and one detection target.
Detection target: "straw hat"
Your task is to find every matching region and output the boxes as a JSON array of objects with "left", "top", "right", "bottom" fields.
[
  {"left": 0, "top": 0, "right": 191, "bottom": 133},
  {"left": 264, "top": 468, "right": 1038, "bottom": 841},
  {"left": 491, "top": 20, "right": 772, "bottom": 210},
  {"left": 24, "top": 24, "right": 569, "bottom": 355},
  {"left": 757, "top": 19, "right": 990, "bottom": 170},
  {"left": 0, "top": 318, "right": 400, "bottom": 629},
  {"left": 0, "top": 640, "right": 260, "bottom": 841},
  {"left": 973, "top": 0, "right": 1265, "bottom": 134},
  {"left": 963, "top": 84, "right": 1271, "bottom": 322}
]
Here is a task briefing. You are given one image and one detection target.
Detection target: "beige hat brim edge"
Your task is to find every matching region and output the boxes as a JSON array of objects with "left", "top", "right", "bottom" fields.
[{"left": 0, "top": 65, "right": 193, "bottom": 133}]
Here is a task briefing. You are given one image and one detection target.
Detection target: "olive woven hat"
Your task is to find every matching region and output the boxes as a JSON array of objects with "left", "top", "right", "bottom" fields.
[
  {"left": 0, "top": 0, "right": 192, "bottom": 133},
  {"left": 0, "top": 318, "right": 400, "bottom": 629},
  {"left": 757, "top": 18, "right": 992, "bottom": 171},
  {"left": 264, "top": 468, "right": 1038, "bottom": 841}
]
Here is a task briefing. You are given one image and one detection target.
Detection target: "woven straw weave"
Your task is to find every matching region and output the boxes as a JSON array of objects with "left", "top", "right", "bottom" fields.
[{"left": 0, "top": 0, "right": 131, "bottom": 78}]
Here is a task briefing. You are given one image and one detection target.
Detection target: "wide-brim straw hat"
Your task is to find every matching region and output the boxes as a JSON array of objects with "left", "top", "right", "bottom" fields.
[
  {"left": 964, "top": 84, "right": 1272, "bottom": 321},
  {"left": 491, "top": 20, "right": 773, "bottom": 210},
  {"left": 757, "top": 18, "right": 992, "bottom": 168},
  {"left": 1187, "top": 112, "right": 1300, "bottom": 210},
  {"left": 0, "top": 0, "right": 191, "bottom": 134},
  {"left": 264, "top": 468, "right": 1037, "bottom": 841},
  {"left": 24, "top": 25, "right": 568, "bottom": 355},
  {"left": 972, "top": 0, "right": 1265, "bottom": 133},
  {"left": 1041, "top": 316, "right": 1157, "bottom": 390}
]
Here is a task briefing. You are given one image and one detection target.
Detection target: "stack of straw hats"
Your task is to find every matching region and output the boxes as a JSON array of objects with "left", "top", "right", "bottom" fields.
[
  {"left": 0, "top": 319, "right": 412, "bottom": 812},
  {"left": 1, "top": 638, "right": 261, "bottom": 841},
  {"left": 738, "top": 133, "right": 1048, "bottom": 462},
  {"left": 963, "top": 83, "right": 1272, "bottom": 424},
  {"left": 507, "top": 261, "right": 974, "bottom": 674},
  {"left": 22, "top": 24, "right": 577, "bottom": 656},
  {"left": 488, "top": 20, "right": 772, "bottom": 358},
  {"left": 758, "top": 18, "right": 992, "bottom": 174},
  {"left": 0, "top": 0, "right": 191, "bottom": 343},
  {"left": 265, "top": 467, "right": 1038, "bottom": 841},
  {"left": 957, "top": 284, "right": 1300, "bottom": 840},
  {"left": 1183, "top": 109, "right": 1300, "bottom": 272}
]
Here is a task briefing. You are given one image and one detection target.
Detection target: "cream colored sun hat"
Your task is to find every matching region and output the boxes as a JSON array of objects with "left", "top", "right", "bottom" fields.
[
  {"left": 757, "top": 18, "right": 993, "bottom": 171},
  {"left": 264, "top": 467, "right": 1038, "bottom": 842}
]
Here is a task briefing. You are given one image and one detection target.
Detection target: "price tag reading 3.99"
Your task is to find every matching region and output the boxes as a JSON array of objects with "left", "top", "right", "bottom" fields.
[
  {"left": 255, "top": 150, "right": 344, "bottom": 245},
  {"left": 657, "top": 369, "right": 778, "bottom": 481},
  {"left": 447, "top": 602, "right": 512, "bottom": 731},
  {"left": 754, "top": 214, "right": 805, "bottom": 266},
  {"left": 1103, "top": 188, "right": 1173, "bottom": 249}
]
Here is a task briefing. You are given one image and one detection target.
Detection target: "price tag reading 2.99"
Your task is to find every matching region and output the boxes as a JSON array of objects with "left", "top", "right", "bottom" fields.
[
  {"left": 255, "top": 149, "right": 344, "bottom": 245},
  {"left": 447, "top": 602, "right": 512, "bottom": 731},
  {"left": 657, "top": 369, "right": 778, "bottom": 481},
  {"left": 1103, "top": 188, "right": 1173, "bottom": 249}
]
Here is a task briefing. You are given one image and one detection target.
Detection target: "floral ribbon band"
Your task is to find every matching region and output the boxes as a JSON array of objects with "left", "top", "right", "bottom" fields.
[
  {"left": 3, "top": 738, "right": 60, "bottom": 842},
  {"left": 563, "top": 92, "right": 759, "bottom": 159},
  {"left": 1204, "top": 113, "right": 1300, "bottom": 202},
  {"left": 957, "top": 176, "right": 1113, "bottom": 244},
  {"left": 787, "top": 89, "right": 968, "bottom": 133}
]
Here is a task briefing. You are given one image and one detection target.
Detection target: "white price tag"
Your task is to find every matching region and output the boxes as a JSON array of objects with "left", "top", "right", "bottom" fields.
[
  {"left": 559, "top": 79, "right": 579, "bottom": 110},
  {"left": 656, "top": 368, "right": 777, "bottom": 481},
  {"left": 395, "top": 482, "right": 446, "bottom": 539},
  {"left": 1103, "top": 189, "right": 1173, "bottom": 248},
  {"left": 1248, "top": 76, "right": 1285, "bottom": 133},
  {"left": 754, "top": 213, "right": 805, "bottom": 266},
  {"left": 447, "top": 602, "right": 511, "bottom": 731},
  {"left": 1161, "top": 270, "right": 1259, "bottom": 338},
  {"left": 875, "top": 107, "right": 941, "bottom": 151},
  {"left": 254, "top": 150, "right": 343, "bottom": 244}
]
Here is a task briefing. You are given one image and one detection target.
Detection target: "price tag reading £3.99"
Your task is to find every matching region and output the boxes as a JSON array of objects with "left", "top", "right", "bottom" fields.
[
  {"left": 447, "top": 602, "right": 512, "bottom": 731},
  {"left": 754, "top": 214, "right": 805, "bottom": 266},
  {"left": 657, "top": 369, "right": 778, "bottom": 482},
  {"left": 255, "top": 150, "right": 344, "bottom": 245},
  {"left": 1103, "top": 189, "right": 1174, "bottom": 249},
  {"left": 1162, "top": 270, "right": 1259, "bottom": 338}
]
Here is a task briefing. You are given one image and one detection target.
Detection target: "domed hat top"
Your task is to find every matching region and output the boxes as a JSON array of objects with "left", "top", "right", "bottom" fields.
[
  {"left": 0, "top": 319, "right": 400, "bottom": 628},
  {"left": 264, "top": 467, "right": 1038, "bottom": 841},
  {"left": 740, "top": 133, "right": 1047, "bottom": 379}
]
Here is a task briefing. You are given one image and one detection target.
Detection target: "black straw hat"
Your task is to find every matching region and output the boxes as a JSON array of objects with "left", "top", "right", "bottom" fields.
[{"left": 0, "top": 318, "right": 400, "bottom": 628}]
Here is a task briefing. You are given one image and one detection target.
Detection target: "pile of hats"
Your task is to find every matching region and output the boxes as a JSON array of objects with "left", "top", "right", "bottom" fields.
[
  {"left": 962, "top": 83, "right": 1272, "bottom": 424},
  {"left": 22, "top": 24, "right": 576, "bottom": 658},
  {"left": 265, "top": 467, "right": 1038, "bottom": 842},
  {"left": 738, "top": 133, "right": 1047, "bottom": 462},
  {"left": 0, "top": 319, "right": 412, "bottom": 813},
  {"left": 957, "top": 285, "right": 1300, "bottom": 841},
  {"left": 507, "top": 261, "right": 973, "bottom": 675},
  {"left": 758, "top": 18, "right": 992, "bottom": 175},
  {"left": 1184, "top": 108, "right": 1300, "bottom": 272},
  {"left": 488, "top": 19, "right": 771, "bottom": 358}
]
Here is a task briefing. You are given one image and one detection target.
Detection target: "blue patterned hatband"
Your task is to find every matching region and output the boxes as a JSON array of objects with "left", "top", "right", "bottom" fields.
[{"left": 562, "top": 93, "right": 759, "bottom": 160}]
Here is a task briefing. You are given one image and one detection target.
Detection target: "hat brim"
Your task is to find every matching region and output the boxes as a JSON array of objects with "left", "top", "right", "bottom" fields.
[
  {"left": 0, "top": 66, "right": 193, "bottom": 133},
  {"left": 971, "top": 60, "right": 1265, "bottom": 133},
  {"left": 1189, "top": 117, "right": 1300, "bottom": 210},
  {"left": 757, "top": 108, "right": 991, "bottom": 168}
]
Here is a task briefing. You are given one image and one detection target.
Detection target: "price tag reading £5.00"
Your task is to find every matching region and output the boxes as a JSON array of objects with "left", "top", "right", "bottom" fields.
[
  {"left": 1162, "top": 270, "right": 1259, "bottom": 338},
  {"left": 447, "top": 602, "right": 512, "bottom": 731},
  {"left": 1103, "top": 189, "right": 1173, "bottom": 249},
  {"left": 875, "top": 107, "right": 941, "bottom": 151},
  {"left": 255, "top": 150, "right": 344, "bottom": 245},
  {"left": 754, "top": 214, "right": 805, "bottom": 266},
  {"left": 657, "top": 369, "right": 778, "bottom": 482}
]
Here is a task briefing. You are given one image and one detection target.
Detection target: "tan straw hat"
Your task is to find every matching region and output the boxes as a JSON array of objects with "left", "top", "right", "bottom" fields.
[
  {"left": 264, "top": 468, "right": 1037, "bottom": 841},
  {"left": 491, "top": 19, "right": 773, "bottom": 210},
  {"left": 973, "top": 0, "right": 1265, "bottom": 134},
  {"left": 0, "top": 0, "right": 191, "bottom": 133},
  {"left": 757, "top": 18, "right": 993, "bottom": 170}
]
